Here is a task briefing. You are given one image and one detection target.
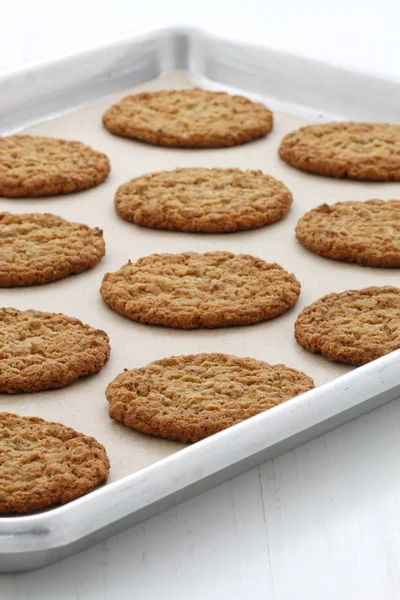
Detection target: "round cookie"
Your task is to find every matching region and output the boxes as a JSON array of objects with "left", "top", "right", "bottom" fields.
[
  {"left": 115, "top": 168, "right": 292, "bottom": 233},
  {"left": 279, "top": 122, "right": 400, "bottom": 181},
  {"left": 294, "top": 286, "right": 400, "bottom": 366},
  {"left": 106, "top": 353, "right": 315, "bottom": 443},
  {"left": 0, "top": 412, "right": 109, "bottom": 513},
  {"left": 0, "top": 135, "right": 110, "bottom": 197},
  {"left": 296, "top": 200, "right": 400, "bottom": 267},
  {"left": 100, "top": 251, "right": 301, "bottom": 329},
  {"left": 0, "top": 212, "right": 106, "bottom": 286},
  {"left": 0, "top": 308, "right": 110, "bottom": 393},
  {"left": 102, "top": 89, "right": 273, "bottom": 148}
]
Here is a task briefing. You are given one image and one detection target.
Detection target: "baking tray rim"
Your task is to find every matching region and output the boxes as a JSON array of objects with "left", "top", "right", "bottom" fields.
[{"left": 2, "top": 24, "right": 400, "bottom": 135}]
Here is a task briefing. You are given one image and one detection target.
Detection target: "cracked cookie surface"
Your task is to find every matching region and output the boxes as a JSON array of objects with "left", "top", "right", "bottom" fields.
[
  {"left": 100, "top": 251, "right": 301, "bottom": 329},
  {"left": 279, "top": 122, "right": 400, "bottom": 181},
  {"left": 106, "top": 353, "right": 315, "bottom": 443},
  {"left": 115, "top": 168, "right": 292, "bottom": 233},
  {"left": 0, "top": 308, "right": 110, "bottom": 393},
  {"left": 296, "top": 200, "right": 400, "bottom": 267},
  {"left": 295, "top": 286, "right": 400, "bottom": 365},
  {"left": 102, "top": 89, "right": 273, "bottom": 148},
  {"left": 0, "top": 412, "right": 109, "bottom": 513},
  {"left": 0, "top": 212, "right": 105, "bottom": 286},
  {"left": 0, "top": 135, "right": 110, "bottom": 197}
]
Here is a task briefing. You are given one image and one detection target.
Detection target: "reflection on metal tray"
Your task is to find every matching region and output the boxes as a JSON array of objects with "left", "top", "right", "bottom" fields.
[{"left": 1, "top": 27, "right": 400, "bottom": 572}]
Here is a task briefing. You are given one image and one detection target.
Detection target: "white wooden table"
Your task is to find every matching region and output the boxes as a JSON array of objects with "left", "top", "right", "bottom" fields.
[{"left": 1, "top": 2, "right": 400, "bottom": 597}]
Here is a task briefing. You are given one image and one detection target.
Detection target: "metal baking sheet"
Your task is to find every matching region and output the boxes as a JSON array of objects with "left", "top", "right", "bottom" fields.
[{"left": 1, "top": 27, "right": 400, "bottom": 572}]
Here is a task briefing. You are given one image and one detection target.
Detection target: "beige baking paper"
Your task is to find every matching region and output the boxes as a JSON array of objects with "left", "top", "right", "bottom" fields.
[{"left": 1, "top": 71, "right": 399, "bottom": 483}]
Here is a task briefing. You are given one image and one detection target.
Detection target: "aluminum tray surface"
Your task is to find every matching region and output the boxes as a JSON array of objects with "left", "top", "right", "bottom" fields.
[{"left": 1, "top": 28, "right": 399, "bottom": 572}]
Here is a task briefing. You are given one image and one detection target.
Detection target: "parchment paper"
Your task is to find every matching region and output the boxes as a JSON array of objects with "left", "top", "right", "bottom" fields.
[{"left": 1, "top": 71, "right": 399, "bottom": 483}]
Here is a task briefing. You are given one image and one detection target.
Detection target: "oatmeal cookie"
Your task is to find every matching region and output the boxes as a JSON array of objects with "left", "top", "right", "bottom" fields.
[
  {"left": 0, "top": 135, "right": 110, "bottom": 197},
  {"left": 0, "top": 308, "right": 110, "bottom": 393},
  {"left": 279, "top": 122, "right": 400, "bottom": 181},
  {"left": 0, "top": 212, "right": 105, "bottom": 286},
  {"left": 294, "top": 286, "right": 400, "bottom": 365},
  {"left": 115, "top": 168, "right": 292, "bottom": 233},
  {"left": 102, "top": 89, "right": 273, "bottom": 148},
  {"left": 0, "top": 412, "right": 109, "bottom": 513},
  {"left": 100, "top": 251, "right": 300, "bottom": 329},
  {"left": 106, "top": 353, "right": 315, "bottom": 443}
]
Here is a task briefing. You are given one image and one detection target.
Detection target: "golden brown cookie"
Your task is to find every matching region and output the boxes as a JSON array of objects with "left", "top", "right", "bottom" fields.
[
  {"left": 0, "top": 412, "right": 109, "bottom": 513},
  {"left": 0, "top": 308, "right": 110, "bottom": 393},
  {"left": 296, "top": 200, "right": 400, "bottom": 267},
  {"left": 0, "top": 212, "right": 106, "bottom": 286},
  {"left": 0, "top": 135, "right": 110, "bottom": 197},
  {"left": 115, "top": 168, "right": 292, "bottom": 233},
  {"left": 294, "top": 286, "right": 400, "bottom": 366},
  {"left": 102, "top": 89, "right": 273, "bottom": 148},
  {"left": 100, "top": 251, "right": 301, "bottom": 329},
  {"left": 106, "top": 353, "right": 315, "bottom": 443},
  {"left": 279, "top": 122, "right": 400, "bottom": 181}
]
